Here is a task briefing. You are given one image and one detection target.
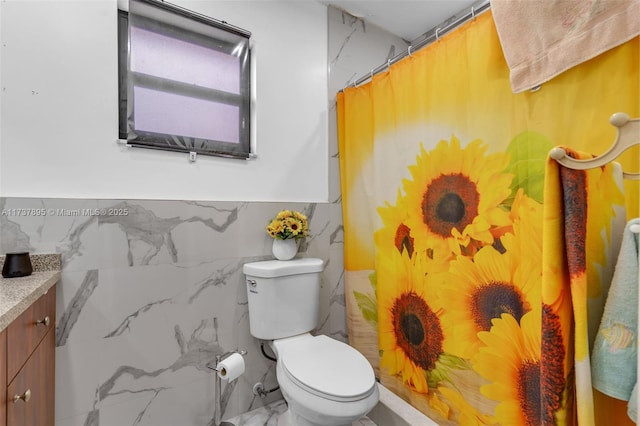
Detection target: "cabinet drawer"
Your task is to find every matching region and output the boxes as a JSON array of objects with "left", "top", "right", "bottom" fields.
[
  {"left": 6, "top": 286, "right": 56, "bottom": 383},
  {"left": 6, "top": 328, "right": 55, "bottom": 426}
]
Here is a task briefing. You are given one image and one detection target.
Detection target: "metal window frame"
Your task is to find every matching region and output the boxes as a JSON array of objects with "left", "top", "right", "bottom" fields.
[{"left": 117, "top": 6, "right": 252, "bottom": 160}]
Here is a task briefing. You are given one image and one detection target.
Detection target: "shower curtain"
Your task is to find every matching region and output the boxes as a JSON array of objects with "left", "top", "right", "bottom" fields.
[{"left": 337, "top": 11, "right": 639, "bottom": 426}]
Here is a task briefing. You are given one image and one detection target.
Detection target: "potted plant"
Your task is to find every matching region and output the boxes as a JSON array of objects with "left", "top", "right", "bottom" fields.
[{"left": 266, "top": 210, "right": 309, "bottom": 260}]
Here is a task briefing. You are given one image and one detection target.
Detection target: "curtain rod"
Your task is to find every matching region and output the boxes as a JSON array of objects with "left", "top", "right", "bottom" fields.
[{"left": 342, "top": 0, "right": 490, "bottom": 91}]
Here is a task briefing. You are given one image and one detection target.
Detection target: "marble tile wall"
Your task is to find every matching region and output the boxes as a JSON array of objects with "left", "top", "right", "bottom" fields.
[
  {"left": 0, "top": 198, "right": 343, "bottom": 425},
  {"left": 0, "top": 6, "right": 407, "bottom": 426}
]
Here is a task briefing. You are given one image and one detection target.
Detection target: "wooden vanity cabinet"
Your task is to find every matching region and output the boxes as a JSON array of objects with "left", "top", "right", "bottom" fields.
[
  {"left": 4, "top": 285, "right": 56, "bottom": 426},
  {"left": 0, "top": 329, "right": 5, "bottom": 426}
]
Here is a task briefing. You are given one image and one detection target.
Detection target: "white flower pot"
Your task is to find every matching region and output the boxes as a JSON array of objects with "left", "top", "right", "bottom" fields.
[{"left": 272, "top": 238, "right": 298, "bottom": 260}]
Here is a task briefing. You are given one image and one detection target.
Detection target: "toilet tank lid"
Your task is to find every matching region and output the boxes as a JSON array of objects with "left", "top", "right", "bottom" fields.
[{"left": 243, "top": 258, "right": 324, "bottom": 278}]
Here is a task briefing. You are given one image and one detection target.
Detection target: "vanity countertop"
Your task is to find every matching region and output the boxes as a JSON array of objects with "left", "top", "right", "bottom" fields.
[{"left": 0, "top": 253, "right": 61, "bottom": 332}]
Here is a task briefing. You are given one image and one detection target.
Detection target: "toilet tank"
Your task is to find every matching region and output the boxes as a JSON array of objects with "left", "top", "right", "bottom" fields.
[{"left": 243, "top": 258, "right": 324, "bottom": 340}]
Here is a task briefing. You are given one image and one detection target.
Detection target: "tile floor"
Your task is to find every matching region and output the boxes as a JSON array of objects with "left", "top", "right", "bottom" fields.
[{"left": 224, "top": 399, "right": 377, "bottom": 426}]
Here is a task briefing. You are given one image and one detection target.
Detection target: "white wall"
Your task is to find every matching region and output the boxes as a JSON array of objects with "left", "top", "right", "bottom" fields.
[
  {"left": 0, "top": 0, "right": 328, "bottom": 202},
  {"left": 0, "top": 1, "right": 3, "bottom": 198}
]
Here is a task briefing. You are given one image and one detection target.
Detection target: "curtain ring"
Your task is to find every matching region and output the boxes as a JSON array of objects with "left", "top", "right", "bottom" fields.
[
  {"left": 435, "top": 28, "right": 441, "bottom": 40},
  {"left": 387, "top": 59, "right": 391, "bottom": 72},
  {"left": 407, "top": 45, "right": 412, "bottom": 56},
  {"left": 471, "top": 6, "right": 475, "bottom": 20}
]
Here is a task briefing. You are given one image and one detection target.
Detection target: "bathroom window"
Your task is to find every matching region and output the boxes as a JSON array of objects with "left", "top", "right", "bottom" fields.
[{"left": 118, "top": 0, "right": 252, "bottom": 159}]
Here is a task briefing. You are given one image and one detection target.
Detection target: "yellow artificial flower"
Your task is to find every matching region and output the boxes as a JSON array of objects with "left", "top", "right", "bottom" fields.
[
  {"left": 284, "top": 217, "right": 303, "bottom": 237},
  {"left": 276, "top": 210, "right": 292, "bottom": 220},
  {"left": 266, "top": 210, "right": 309, "bottom": 240},
  {"left": 293, "top": 210, "right": 310, "bottom": 234},
  {"left": 266, "top": 221, "right": 284, "bottom": 237}
]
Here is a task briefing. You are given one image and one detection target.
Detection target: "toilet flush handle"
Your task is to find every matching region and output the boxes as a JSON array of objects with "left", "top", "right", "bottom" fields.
[{"left": 247, "top": 279, "right": 257, "bottom": 288}]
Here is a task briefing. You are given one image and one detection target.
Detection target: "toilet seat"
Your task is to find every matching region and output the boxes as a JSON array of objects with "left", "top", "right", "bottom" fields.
[{"left": 279, "top": 335, "right": 376, "bottom": 402}]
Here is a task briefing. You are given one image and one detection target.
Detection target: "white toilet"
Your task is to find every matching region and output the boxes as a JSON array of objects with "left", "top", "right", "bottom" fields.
[{"left": 243, "top": 258, "right": 379, "bottom": 426}]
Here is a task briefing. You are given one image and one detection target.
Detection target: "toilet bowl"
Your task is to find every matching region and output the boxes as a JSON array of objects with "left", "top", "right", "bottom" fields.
[
  {"left": 271, "top": 334, "right": 379, "bottom": 426},
  {"left": 243, "top": 259, "right": 379, "bottom": 425}
]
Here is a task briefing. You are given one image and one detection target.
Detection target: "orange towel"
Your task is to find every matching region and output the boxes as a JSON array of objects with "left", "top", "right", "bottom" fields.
[{"left": 541, "top": 147, "right": 625, "bottom": 425}]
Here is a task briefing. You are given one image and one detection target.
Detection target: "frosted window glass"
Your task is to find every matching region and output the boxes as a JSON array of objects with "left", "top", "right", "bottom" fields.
[
  {"left": 119, "top": 1, "right": 251, "bottom": 158},
  {"left": 130, "top": 26, "right": 240, "bottom": 94},
  {"left": 134, "top": 87, "right": 239, "bottom": 143}
]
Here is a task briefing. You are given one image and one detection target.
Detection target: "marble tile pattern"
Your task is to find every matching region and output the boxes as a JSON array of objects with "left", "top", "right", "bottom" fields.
[
  {"left": 225, "top": 400, "right": 377, "bottom": 426},
  {"left": 0, "top": 7, "right": 407, "bottom": 426},
  {"left": 0, "top": 198, "right": 341, "bottom": 425}
]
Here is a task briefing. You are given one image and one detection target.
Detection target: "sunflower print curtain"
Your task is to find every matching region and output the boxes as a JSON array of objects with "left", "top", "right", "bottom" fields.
[{"left": 337, "top": 11, "right": 639, "bottom": 426}]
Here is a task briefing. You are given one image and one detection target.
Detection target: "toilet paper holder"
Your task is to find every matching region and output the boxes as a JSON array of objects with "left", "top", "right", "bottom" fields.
[
  {"left": 211, "top": 350, "right": 247, "bottom": 373},
  {"left": 209, "top": 350, "right": 247, "bottom": 426}
]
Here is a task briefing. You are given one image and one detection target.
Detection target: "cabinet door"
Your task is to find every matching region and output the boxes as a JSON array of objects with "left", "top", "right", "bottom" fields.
[
  {"left": 6, "top": 328, "right": 55, "bottom": 426},
  {"left": 6, "top": 287, "right": 56, "bottom": 383},
  {"left": 0, "top": 329, "right": 6, "bottom": 426}
]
